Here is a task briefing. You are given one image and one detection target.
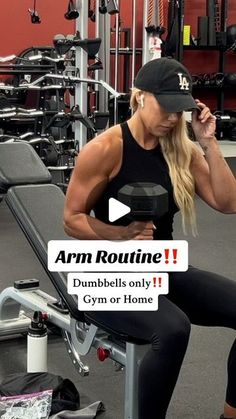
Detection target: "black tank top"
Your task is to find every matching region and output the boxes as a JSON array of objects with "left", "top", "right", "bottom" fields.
[{"left": 93, "top": 122, "right": 179, "bottom": 240}]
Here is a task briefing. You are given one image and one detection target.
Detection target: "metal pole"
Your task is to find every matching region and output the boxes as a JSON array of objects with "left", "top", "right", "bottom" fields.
[
  {"left": 74, "top": 0, "right": 88, "bottom": 150},
  {"left": 131, "top": 0, "right": 137, "bottom": 86},
  {"left": 114, "top": 0, "right": 120, "bottom": 124},
  {"left": 142, "top": 0, "right": 149, "bottom": 65},
  {"left": 95, "top": 0, "right": 110, "bottom": 114},
  {"left": 177, "top": 0, "right": 185, "bottom": 62}
]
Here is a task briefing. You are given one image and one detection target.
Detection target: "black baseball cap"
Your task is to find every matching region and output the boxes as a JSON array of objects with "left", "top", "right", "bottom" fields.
[{"left": 134, "top": 57, "right": 198, "bottom": 113}]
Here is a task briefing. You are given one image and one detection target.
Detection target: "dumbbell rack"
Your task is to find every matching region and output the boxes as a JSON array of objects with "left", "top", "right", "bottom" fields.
[{"left": 177, "top": 0, "right": 236, "bottom": 141}]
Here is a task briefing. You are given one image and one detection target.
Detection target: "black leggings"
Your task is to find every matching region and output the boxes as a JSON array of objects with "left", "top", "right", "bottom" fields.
[{"left": 87, "top": 266, "right": 236, "bottom": 419}]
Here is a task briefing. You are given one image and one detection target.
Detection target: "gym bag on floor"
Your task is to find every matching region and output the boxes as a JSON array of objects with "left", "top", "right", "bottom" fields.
[{"left": 0, "top": 372, "right": 80, "bottom": 414}]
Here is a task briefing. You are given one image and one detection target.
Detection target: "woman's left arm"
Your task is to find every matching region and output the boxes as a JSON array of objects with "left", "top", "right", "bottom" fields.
[{"left": 190, "top": 100, "right": 236, "bottom": 213}]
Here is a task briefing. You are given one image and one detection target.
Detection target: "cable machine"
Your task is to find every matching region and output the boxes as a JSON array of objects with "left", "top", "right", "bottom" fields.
[{"left": 142, "top": 0, "right": 165, "bottom": 64}]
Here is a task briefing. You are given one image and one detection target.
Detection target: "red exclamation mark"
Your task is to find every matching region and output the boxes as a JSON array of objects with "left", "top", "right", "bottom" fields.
[
  {"left": 153, "top": 277, "right": 156, "bottom": 287},
  {"left": 164, "top": 249, "right": 169, "bottom": 264},
  {"left": 158, "top": 277, "right": 162, "bottom": 287},
  {"left": 173, "top": 249, "right": 177, "bottom": 264}
]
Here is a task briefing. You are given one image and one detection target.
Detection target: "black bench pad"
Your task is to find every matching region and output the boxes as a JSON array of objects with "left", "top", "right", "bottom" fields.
[{"left": 0, "top": 142, "right": 51, "bottom": 192}]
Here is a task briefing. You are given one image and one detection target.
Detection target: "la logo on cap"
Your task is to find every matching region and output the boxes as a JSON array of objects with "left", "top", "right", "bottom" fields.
[
  {"left": 108, "top": 198, "right": 131, "bottom": 222},
  {"left": 177, "top": 73, "right": 189, "bottom": 90}
]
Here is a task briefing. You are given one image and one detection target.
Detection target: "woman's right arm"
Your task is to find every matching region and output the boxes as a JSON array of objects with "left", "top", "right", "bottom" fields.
[{"left": 63, "top": 133, "right": 154, "bottom": 240}]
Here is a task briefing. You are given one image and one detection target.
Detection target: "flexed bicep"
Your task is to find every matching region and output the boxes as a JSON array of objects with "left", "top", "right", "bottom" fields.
[
  {"left": 63, "top": 129, "right": 123, "bottom": 239},
  {"left": 64, "top": 141, "right": 110, "bottom": 218}
]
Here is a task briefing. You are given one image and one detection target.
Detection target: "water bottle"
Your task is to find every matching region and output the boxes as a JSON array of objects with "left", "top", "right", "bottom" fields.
[{"left": 27, "top": 311, "right": 48, "bottom": 372}]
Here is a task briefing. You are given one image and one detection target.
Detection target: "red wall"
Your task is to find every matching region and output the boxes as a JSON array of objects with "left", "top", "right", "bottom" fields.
[
  {"left": 182, "top": 0, "right": 236, "bottom": 109},
  {"left": 0, "top": 0, "right": 74, "bottom": 56},
  {"left": 0, "top": 0, "right": 235, "bottom": 109},
  {"left": 105, "top": 0, "right": 236, "bottom": 109}
]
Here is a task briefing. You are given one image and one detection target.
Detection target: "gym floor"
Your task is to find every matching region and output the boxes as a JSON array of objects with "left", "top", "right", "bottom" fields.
[{"left": 0, "top": 155, "right": 235, "bottom": 419}]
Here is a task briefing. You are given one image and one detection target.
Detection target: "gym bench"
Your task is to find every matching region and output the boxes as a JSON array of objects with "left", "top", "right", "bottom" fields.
[{"left": 0, "top": 142, "right": 149, "bottom": 419}]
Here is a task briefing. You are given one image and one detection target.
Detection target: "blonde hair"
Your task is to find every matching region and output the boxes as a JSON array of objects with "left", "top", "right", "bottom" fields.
[{"left": 130, "top": 88, "right": 197, "bottom": 235}]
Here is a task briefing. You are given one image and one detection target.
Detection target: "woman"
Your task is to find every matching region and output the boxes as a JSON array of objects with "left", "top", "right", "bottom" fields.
[{"left": 64, "top": 57, "right": 236, "bottom": 419}]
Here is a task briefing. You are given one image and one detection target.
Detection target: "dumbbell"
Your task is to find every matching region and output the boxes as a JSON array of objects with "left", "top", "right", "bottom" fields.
[
  {"left": 64, "top": 0, "right": 79, "bottom": 20},
  {"left": 117, "top": 182, "right": 169, "bottom": 221}
]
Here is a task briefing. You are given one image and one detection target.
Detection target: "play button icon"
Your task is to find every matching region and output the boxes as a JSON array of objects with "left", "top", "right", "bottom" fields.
[{"left": 108, "top": 198, "right": 131, "bottom": 222}]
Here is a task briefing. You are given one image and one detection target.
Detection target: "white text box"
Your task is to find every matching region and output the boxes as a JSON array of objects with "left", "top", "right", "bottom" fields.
[
  {"left": 48, "top": 240, "right": 188, "bottom": 272},
  {"left": 68, "top": 272, "right": 169, "bottom": 311}
]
